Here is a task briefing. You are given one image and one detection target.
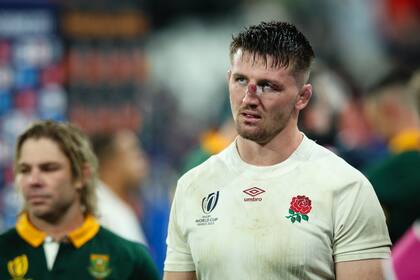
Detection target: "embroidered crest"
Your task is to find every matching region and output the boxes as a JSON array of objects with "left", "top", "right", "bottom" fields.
[
  {"left": 286, "top": 195, "right": 312, "bottom": 223},
  {"left": 7, "top": 254, "right": 29, "bottom": 280},
  {"left": 88, "top": 254, "right": 112, "bottom": 279}
]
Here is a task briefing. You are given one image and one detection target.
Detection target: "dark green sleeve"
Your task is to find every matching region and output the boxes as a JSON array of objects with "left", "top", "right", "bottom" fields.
[{"left": 129, "top": 245, "right": 160, "bottom": 280}]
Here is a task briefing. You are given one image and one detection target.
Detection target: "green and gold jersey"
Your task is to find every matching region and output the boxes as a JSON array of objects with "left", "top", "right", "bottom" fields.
[{"left": 0, "top": 213, "right": 160, "bottom": 280}]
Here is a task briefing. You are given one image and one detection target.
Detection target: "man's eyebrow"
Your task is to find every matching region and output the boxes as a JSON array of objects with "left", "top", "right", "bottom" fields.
[
  {"left": 257, "top": 78, "right": 282, "bottom": 86},
  {"left": 231, "top": 72, "right": 246, "bottom": 78},
  {"left": 40, "top": 161, "right": 60, "bottom": 165},
  {"left": 17, "top": 161, "right": 61, "bottom": 167},
  {"left": 257, "top": 78, "right": 275, "bottom": 84},
  {"left": 17, "top": 162, "right": 29, "bottom": 167}
]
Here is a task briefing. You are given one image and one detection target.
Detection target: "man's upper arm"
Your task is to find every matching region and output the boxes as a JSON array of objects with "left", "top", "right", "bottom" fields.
[
  {"left": 333, "top": 177, "right": 391, "bottom": 261},
  {"left": 165, "top": 179, "right": 196, "bottom": 272},
  {"left": 336, "top": 259, "right": 385, "bottom": 280},
  {"left": 163, "top": 271, "right": 197, "bottom": 280}
]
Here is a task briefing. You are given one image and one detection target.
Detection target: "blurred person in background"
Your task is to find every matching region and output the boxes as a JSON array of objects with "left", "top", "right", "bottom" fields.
[
  {"left": 164, "top": 21, "right": 390, "bottom": 280},
  {"left": 388, "top": 220, "right": 420, "bottom": 280},
  {"left": 0, "top": 120, "right": 159, "bottom": 279},
  {"left": 299, "top": 63, "right": 349, "bottom": 150},
  {"left": 412, "top": 69, "right": 420, "bottom": 112},
  {"left": 382, "top": 70, "right": 420, "bottom": 280},
  {"left": 91, "top": 129, "right": 149, "bottom": 245},
  {"left": 300, "top": 62, "right": 389, "bottom": 170},
  {"left": 364, "top": 69, "right": 420, "bottom": 243},
  {"left": 181, "top": 117, "right": 236, "bottom": 174},
  {"left": 378, "top": 0, "right": 420, "bottom": 73}
]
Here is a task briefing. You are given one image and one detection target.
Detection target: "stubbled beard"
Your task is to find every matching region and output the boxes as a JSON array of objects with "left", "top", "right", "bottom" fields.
[
  {"left": 26, "top": 199, "right": 74, "bottom": 224},
  {"left": 236, "top": 119, "right": 284, "bottom": 145},
  {"left": 235, "top": 109, "right": 292, "bottom": 145}
]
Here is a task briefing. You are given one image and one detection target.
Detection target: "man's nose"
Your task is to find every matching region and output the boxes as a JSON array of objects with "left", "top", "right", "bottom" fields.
[
  {"left": 27, "top": 170, "right": 42, "bottom": 185},
  {"left": 247, "top": 83, "right": 257, "bottom": 95},
  {"left": 242, "top": 83, "right": 259, "bottom": 103}
]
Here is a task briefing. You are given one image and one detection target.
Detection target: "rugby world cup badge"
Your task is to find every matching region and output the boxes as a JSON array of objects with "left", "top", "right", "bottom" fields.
[
  {"left": 7, "top": 254, "right": 29, "bottom": 280},
  {"left": 196, "top": 191, "right": 220, "bottom": 226},
  {"left": 202, "top": 191, "right": 219, "bottom": 214}
]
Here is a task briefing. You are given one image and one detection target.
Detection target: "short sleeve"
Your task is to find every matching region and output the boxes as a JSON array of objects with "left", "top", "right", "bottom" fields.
[
  {"left": 164, "top": 182, "right": 196, "bottom": 272},
  {"left": 333, "top": 176, "right": 391, "bottom": 262}
]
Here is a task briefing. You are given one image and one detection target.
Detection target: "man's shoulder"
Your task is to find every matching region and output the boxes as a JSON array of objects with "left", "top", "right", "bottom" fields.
[
  {"left": 96, "top": 227, "right": 150, "bottom": 256},
  {"left": 305, "top": 139, "right": 350, "bottom": 164},
  {"left": 366, "top": 150, "right": 420, "bottom": 189},
  {"left": 374, "top": 150, "right": 420, "bottom": 170},
  {"left": 0, "top": 227, "right": 19, "bottom": 242},
  {"left": 0, "top": 228, "right": 22, "bottom": 254},
  {"left": 88, "top": 227, "right": 159, "bottom": 279},
  {"left": 179, "top": 145, "right": 232, "bottom": 183},
  {"left": 304, "top": 138, "right": 367, "bottom": 182}
]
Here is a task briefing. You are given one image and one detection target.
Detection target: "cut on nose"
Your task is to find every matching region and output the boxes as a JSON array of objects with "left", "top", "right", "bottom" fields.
[{"left": 248, "top": 83, "right": 257, "bottom": 94}]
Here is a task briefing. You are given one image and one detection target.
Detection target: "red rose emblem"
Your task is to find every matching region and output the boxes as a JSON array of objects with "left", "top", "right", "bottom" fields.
[
  {"left": 290, "top": 195, "right": 312, "bottom": 214},
  {"left": 286, "top": 195, "right": 312, "bottom": 223}
]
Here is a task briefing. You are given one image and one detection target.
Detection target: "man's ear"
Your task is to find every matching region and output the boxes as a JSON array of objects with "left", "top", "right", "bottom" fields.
[
  {"left": 74, "top": 165, "right": 92, "bottom": 190},
  {"left": 295, "top": 84, "right": 312, "bottom": 110},
  {"left": 227, "top": 70, "right": 232, "bottom": 82}
]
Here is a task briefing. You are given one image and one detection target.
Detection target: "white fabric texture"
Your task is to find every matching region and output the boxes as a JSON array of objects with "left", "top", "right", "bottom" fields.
[{"left": 165, "top": 135, "right": 391, "bottom": 280}]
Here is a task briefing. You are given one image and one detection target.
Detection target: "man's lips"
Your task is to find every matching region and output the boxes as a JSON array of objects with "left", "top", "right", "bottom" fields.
[
  {"left": 27, "top": 194, "right": 50, "bottom": 204},
  {"left": 240, "top": 110, "right": 261, "bottom": 123}
]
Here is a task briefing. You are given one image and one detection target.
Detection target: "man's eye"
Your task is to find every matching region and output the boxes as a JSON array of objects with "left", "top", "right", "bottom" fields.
[
  {"left": 235, "top": 77, "right": 247, "bottom": 85},
  {"left": 18, "top": 167, "right": 30, "bottom": 174},
  {"left": 41, "top": 164, "right": 60, "bottom": 172},
  {"left": 261, "top": 84, "right": 274, "bottom": 92}
]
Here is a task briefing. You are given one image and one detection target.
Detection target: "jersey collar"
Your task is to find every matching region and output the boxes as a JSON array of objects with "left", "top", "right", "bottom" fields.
[
  {"left": 16, "top": 212, "right": 100, "bottom": 248},
  {"left": 389, "top": 129, "right": 420, "bottom": 153}
]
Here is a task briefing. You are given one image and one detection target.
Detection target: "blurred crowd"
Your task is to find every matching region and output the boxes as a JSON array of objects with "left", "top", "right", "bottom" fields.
[{"left": 0, "top": 0, "right": 419, "bottom": 276}]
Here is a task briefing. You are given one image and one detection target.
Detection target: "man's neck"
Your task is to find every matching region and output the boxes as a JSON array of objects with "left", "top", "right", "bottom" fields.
[
  {"left": 236, "top": 128, "right": 303, "bottom": 166},
  {"left": 29, "top": 205, "right": 85, "bottom": 241}
]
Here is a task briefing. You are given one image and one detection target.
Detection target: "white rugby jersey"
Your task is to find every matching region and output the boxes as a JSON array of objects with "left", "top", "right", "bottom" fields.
[{"left": 165, "top": 135, "right": 391, "bottom": 280}]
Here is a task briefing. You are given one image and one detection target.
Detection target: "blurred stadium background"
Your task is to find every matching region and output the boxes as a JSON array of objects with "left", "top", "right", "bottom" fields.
[{"left": 0, "top": 0, "right": 419, "bottom": 275}]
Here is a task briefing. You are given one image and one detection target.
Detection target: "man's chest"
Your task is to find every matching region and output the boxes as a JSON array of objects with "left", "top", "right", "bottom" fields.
[
  {"left": 0, "top": 242, "right": 130, "bottom": 280},
  {"left": 180, "top": 175, "right": 335, "bottom": 277}
]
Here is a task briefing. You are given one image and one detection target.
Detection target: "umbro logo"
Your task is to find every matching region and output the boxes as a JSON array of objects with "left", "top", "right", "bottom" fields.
[{"left": 243, "top": 187, "right": 265, "bottom": 202}]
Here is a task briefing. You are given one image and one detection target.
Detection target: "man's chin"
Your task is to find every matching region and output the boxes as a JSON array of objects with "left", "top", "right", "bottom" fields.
[
  {"left": 239, "top": 127, "right": 264, "bottom": 142},
  {"left": 240, "top": 129, "right": 278, "bottom": 145},
  {"left": 28, "top": 207, "right": 55, "bottom": 221}
]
